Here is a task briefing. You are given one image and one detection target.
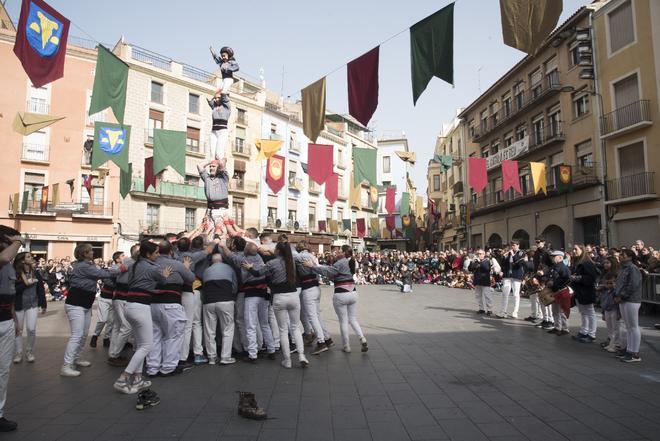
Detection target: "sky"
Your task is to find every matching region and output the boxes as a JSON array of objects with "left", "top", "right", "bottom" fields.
[{"left": 6, "top": 0, "right": 589, "bottom": 195}]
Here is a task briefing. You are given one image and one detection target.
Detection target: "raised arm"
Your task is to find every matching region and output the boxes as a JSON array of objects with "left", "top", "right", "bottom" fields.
[{"left": 308, "top": 263, "right": 340, "bottom": 279}]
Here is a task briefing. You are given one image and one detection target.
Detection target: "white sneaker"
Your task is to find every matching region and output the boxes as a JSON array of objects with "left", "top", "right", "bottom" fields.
[
  {"left": 208, "top": 358, "right": 217, "bottom": 365},
  {"left": 220, "top": 357, "right": 236, "bottom": 365},
  {"left": 299, "top": 354, "right": 309, "bottom": 368},
  {"left": 75, "top": 360, "right": 92, "bottom": 367},
  {"left": 132, "top": 377, "right": 151, "bottom": 390},
  {"left": 342, "top": 346, "right": 352, "bottom": 353},
  {"left": 26, "top": 353, "right": 35, "bottom": 363},
  {"left": 511, "top": 313, "right": 519, "bottom": 319},
  {"left": 60, "top": 364, "right": 81, "bottom": 377},
  {"left": 605, "top": 345, "right": 618, "bottom": 353},
  {"left": 13, "top": 354, "right": 22, "bottom": 364},
  {"left": 281, "top": 358, "right": 292, "bottom": 369},
  {"left": 496, "top": 313, "right": 507, "bottom": 319},
  {"left": 113, "top": 378, "right": 138, "bottom": 394}
]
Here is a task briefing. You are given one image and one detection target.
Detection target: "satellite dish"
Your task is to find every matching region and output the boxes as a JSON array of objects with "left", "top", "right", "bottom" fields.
[
  {"left": 275, "top": 219, "right": 282, "bottom": 228},
  {"left": 83, "top": 139, "right": 93, "bottom": 152},
  {"left": 294, "top": 221, "right": 300, "bottom": 230}
]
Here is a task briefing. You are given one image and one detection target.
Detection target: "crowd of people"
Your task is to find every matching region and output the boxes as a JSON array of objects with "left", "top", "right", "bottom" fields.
[{"left": 0, "top": 225, "right": 370, "bottom": 428}]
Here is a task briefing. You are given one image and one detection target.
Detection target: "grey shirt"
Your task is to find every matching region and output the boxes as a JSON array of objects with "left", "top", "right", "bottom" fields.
[
  {"left": 116, "top": 257, "right": 134, "bottom": 286},
  {"left": 311, "top": 257, "right": 354, "bottom": 283},
  {"left": 203, "top": 262, "right": 238, "bottom": 294},
  {"left": 0, "top": 263, "right": 16, "bottom": 295},
  {"left": 128, "top": 259, "right": 166, "bottom": 292},
  {"left": 614, "top": 261, "right": 642, "bottom": 303},
  {"left": 70, "top": 260, "right": 118, "bottom": 293},
  {"left": 294, "top": 250, "right": 319, "bottom": 279},
  {"left": 155, "top": 256, "right": 195, "bottom": 287},
  {"left": 199, "top": 168, "right": 229, "bottom": 202}
]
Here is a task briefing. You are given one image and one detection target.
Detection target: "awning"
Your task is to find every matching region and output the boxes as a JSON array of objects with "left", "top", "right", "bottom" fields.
[{"left": 233, "top": 159, "right": 246, "bottom": 172}]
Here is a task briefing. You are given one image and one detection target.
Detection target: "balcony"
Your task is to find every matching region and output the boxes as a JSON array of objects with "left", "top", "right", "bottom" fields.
[
  {"left": 229, "top": 179, "right": 259, "bottom": 196},
  {"left": 26, "top": 98, "right": 49, "bottom": 114},
  {"left": 527, "top": 124, "right": 564, "bottom": 154},
  {"left": 131, "top": 179, "right": 206, "bottom": 202},
  {"left": 12, "top": 200, "right": 113, "bottom": 219},
  {"left": 236, "top": 113, "right": 248, "bottom": 126},
  {"left": 470, "top": 164, "right": 600, "bottom": 215},
  {"left": 600, "top": 100, "right": 652, "bottom": 139},
  {"left": 453, "top": 181, "right": 464, "bottom": 196},
  {"left": 22, "top": 143, "right": 49, "bottom": 162},
  {"left": 606, "top": 172, "right": 656, "bottom": 204},
  {"left": 232, "top": 139, "right": 251, "bottom": 157},
  {"left": 131, "top": 46, "right": 172, "bottom": 71},
  {"left": 182, "top": 64, "right": 215, "bottom": 84}
]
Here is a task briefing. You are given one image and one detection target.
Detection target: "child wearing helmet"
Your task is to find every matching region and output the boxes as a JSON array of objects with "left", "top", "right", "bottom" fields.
[{"left": 209, "top": 45, "right": 239, "bottom": 97}]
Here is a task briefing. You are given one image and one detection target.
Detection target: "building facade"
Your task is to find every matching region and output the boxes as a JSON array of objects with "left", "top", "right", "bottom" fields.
[
  {"left": 593, "top": 0, "right": 660, "bottom": 247},
  {"left": 0, "top": 29, "right": 120, "bottom": 260},
  {"left": 459, "top": 7, "right": 605, "bottom": 251}
]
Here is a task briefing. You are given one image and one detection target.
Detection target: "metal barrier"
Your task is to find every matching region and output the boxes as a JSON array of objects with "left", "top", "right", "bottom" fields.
[{"left": 642, "top": 273, "right": 660, "bottom": 305}]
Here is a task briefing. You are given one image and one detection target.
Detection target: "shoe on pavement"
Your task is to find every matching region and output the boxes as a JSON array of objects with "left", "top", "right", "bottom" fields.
[
  {"left": 557, "top": 330, "right": 570, "bottom": 336},
  {"left": 523, "top": 316, "right": 536, "bottom": 322},
  {"left": 103, "top": 338, "right": 111, "bottom": 348},
  {"left": 342, "top": 346, "right": 352, "bottom": 353},
  {"left": 655, "top": 324, "right": 660, "bottom": 330},
  {"left": 177, "top": 360, "right": 194, "bottom": 371},
  {"left": 281, "top": 358, "right": 292, "bottom": 369},
  {"left": 299, "top": 354, "right": 309, "bottom": 368},
  {"left": 131, "top": 377, "right": 151, "bottom": 390},
  {"left": 25, "top": 353, "right": 35, "bottom": 363},
  {"left": 495, "top": 313, "right": 507, "bottom": 319},
  {"left": 477, "top": 310, "right": 486, "bottom": 315},
  {"left": 242, "top": 356, "right": 257, "bottom": 364},
  {"left": 194, "top": 354, "right": 208, "bottom": 365},
  {"left": 220, "top": 357, "right": 236, "bottom": 365},
  {"left": 325, "top": 338, "right": 335, "bottom": 348},
  {"left": 547, "top": 328, "right": 559, "bottom": 334},
  {"left": 542, "top": 322, "right": 555, "bottom": 330},
  {"left": 12, "top": 354, "right": 22, "bottom": 364},
  {"left": 75, "top": 360, "right": 92, "bottom": 367},
  {"left": 136, "top": 389, "right": 160, "bottom": 410},
  {"left": 114, "top": 378, "right": 138, "bottom": 394},
  {"left": 0, "top": 417, "right": 17, "bottom": 432},
  {"left": 108, "top": 356, "right": 129, "bottom": 367},
  {"left": 208, "top": 357, "right": 217, "bottom": 365},
  {"left": 90, "top": 335, "right": 98, "bottom": 348},
  {"left": 60, "top": 364, "right": 81, "bottom": 377},
  {"left": 267, "top": 352, "right": 276, "bottom": 360},
  {"left": 535, "top": 320, "right": 547, "bottom": 328},
  {"left": 311, "top": 342, "right": 328, "bottom": 355},
  {"left": 510, "top": 313, "right": 519, "bottom": 319},
  {"left": 605, "top": 345, "right": 618, "bottom": 353},
  {"left": 361, "top": 338, "right": 369, "bottom": 353},
  {"left": 615, "top": 349, "right": 629, "bottom": 358},
  {"left": 486, "top": 311, "right": 492, "bottom": 316},
  {"left": 578, "top": 336, "right": 593, "bottom": 343},
  {"left": 621, "top": 353, "right": 642, "bottom": 363}
]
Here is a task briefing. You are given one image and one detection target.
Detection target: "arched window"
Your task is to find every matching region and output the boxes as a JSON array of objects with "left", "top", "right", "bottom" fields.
[
  {"left": 542, "top": 225, "right": 565, "bottom": 250},
  {"left": 487, "top": 233, "right": 503, "bottom": 249},
  {"left": 512, "top": 229, "right": 530, "bottom": 249}
]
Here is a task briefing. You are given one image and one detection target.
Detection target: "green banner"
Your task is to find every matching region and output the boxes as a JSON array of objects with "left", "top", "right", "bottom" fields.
[
  {"left": 89, "top": 45, "right": 129, "bottom": 123},
  {"left": 353, "top": 147, "right": 377, "bottom": 186},
  {"left": 92, "top": 122, "right": 130, "bottom": 172},
  {"left": 153, "top": 129, "right": 186, "bottom": 178}
]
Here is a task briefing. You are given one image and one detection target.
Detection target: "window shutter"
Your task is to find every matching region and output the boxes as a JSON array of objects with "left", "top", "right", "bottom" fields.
[
  {"left": 609, "top": 1, "right": 634, "bottom": 52},
  {"left": 149, "top": 109, "right": 164, "bottom": 121}
]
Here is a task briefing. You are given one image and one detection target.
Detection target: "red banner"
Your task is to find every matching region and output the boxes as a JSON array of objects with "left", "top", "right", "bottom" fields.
[
  {"left": 385, "top": 215, "right": 396, "bottom": 232},
  {"left": 385, "top": 187, "right": 396, "bottom": 214},
  {"left": 307, "top": 144, "right": 334, "bottom": 185},
  {"left": 347, "top": 46, "right": 379, "bottom": 126},
  {"left": 356, "top": 218, "right": 366, "bottom": 238},
  {"left": 266, "top": 155, "right": 285, "bottom": 194},
  {"left": 502, "top": 160, "right": 522, "bottom": 194},
  {"left": 324, "top": 172, "right": 338, "bottom": 205},
  {"left": 468, "top": 157, "right": 488, "bottom": 193},
  {"left": 144, "top": 157, "right": 157, "bottom": 192}
]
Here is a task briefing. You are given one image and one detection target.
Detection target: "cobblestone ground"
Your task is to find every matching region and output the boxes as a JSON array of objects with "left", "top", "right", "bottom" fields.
[{"left": 4, "top": 284, "right": 660, "bottom": 441}]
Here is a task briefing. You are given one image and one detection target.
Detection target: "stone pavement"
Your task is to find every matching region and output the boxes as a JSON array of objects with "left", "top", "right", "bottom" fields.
[{"left": 4, "top": 285, "right": 660, "bottom": 441}]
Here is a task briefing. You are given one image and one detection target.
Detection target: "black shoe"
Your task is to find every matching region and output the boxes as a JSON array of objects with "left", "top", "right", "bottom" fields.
[
  {"left": 103, "top": 338, "right": 111, "bottom": 348},
  {"left": 0, "top": 417, "right": 17, "bottom": 432},
  {"left": 107, "top": 356, "right": 129, "bottom": 367},
  {"left": 547, "top": 328, "right": 559, "bottom": 334},
  {"left": 655, "top": 324, "right": 660, "bottom": 330},
  {"left": 311, "top": 342, "right": 328, "bottom": 355},
  {"left": 146, "top": 373, "right": 159, "bottom": 378},
  {"left": 90, "top": 335, "right": 98, "bottom": 348},
  {"left": 177, "top": 360, "right": 194, "bottom": 371},
  {"left": 325, "top": 338, "right": 335, "bottom": 348},
  {"left": 242, "top": 356, "right": 257, "bottom": 364},
  {"left": 523, "top": 316, "right": 536, "bottom": 322},
  {"left": 535, "top": 320, "right": 547, "bottom": 328},
  {"left": 267, "top": 352, "right": 276, "bottom": 360},
  {"left": 136, "top": 389, "right": 160, "bottom": 410},
  {"left": 290, "top": 343, "right": 298, "bottom": 354},
  {"left": 485, "top": 311, "right": 492, "bottom": 316},
  {"left": 160, "top": 366, "right": 184, "bottom": 377},
  {"left": 477, "top": 310, "right": 486, "bottom": 314}
]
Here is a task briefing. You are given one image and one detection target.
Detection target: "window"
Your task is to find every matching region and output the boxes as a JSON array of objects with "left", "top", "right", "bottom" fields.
[
  {"left": 23, "top": 172, "right": 45, "bottom": 209},
  {"left": 337, "top": 209, "right": 343, "bottom": 222},
  {"left": 576, "top": 140, "right": 594, "bottom": 167},
  {"left": 433, "top": 175, "right": 440, "bottom": 191},
  {"left": 82, "top": 134, "right": 93, "bottom": 165},
  {"left": 325, "top": 208, "right": 332, "bottom": 221},
  {"left": 530, "top": 69, "right": 543, "bottom": 99},
  {"left": 288, "top": 160, "right": 297, "bottom": 186},
  {"left": 494, "top": 177, "right": 503, "bottom": 203},
  {"left": 188, "top": 93, "right": 199, "bottom": 114},
  {"left": 267, "top": 206, "right": 277, "bottom": 221},
  {"left": 481, "top": 145, "right": 489, "bottom": 158},
  {"left": 514, "top": 82, "right": 525, "bottom": 110},
  {"left": 148, "top": 109, "right": 164, "bottom": 143},
  {"left": 545, "top": 56, "right": 559, "bottom": 86},
  {"left": 186, "top": 126, "right": 200, "bottom": 152},
  {"left": 549, "top": 152, "right": 564, "bottom": 187},
  {"left": 504, "top": 132, "right": 514, "bottom": 147},
  {"left": 232, "top": 201, "right": 244, "bottom": 227},
  {"left": 146, "top": 204, "right": 160, "bottom": 228},
  {"left": 27, "top": 85, "right": 48, "bottom": 114},
  {"left": 383, "top": 156, "right": 391, "bottom": 173},
  {"left": 532, "top": 115, "right": 544, "bottom": 145},
  {"left": 520, "top": 171, "right": 530, "bottom": 195},
  {"left": 382, "top": 181, "right": 391, "bottom": 188},
  {"left": 23, "top": 129, "right": 49, "bottom": 161},
  {"left": 80, "top": 175, "right": 104, "bottom": 206},
  {"left": 234, "top": 127, "right": 246, "bottom": 153},
  {"left": 185, "top": 175, "right": 200, "bottom": 186},
  {"left": 236, "top": 108, "right": 247, "bottom": 125},
  {"left": 151, "top": 82, "right": 163, "bottom": 104},
  {"left": 490, "top": 102, "right": 499, "bottom": 127},
  {"left": 573, "top": 93, "right": 589, "bottom": 118},
  {"left": 613, "top": 73, "right": 640, "bottom": 129},
  {"left": 308, "top": 203, "right": 316, "bottom": 228},
  {"left": 503, "top": 94, "right": 512, "bottom": 118},
  {"left": 608, "top": 0, "right": 634, "bottom": 53},
  {"left": 548, "top": 109, "right": 561, "bottom": 137},
  {"left": 288, "top": 209, "right": 297, "bottom": 222},
  {"left": 270, "top": 123, "right": 278, "bottom": 136},
  {"left": 233, "top": 170, "right": 245, "bottom": 189},
  {"left": 568, "top": 40, "right": 580, "bottom": 67},
  {"left": 490, "top": 141, "right": 500, "bottom": 155},
  {"left": 185, "top": 208, "right": 196, "bottom": 231},
  {"left": 480, "top": 109, "right": 488, "bottom": 132},
  {"left": 618, "top": 141, "right": 645, "bottom": 177},
  {"left": 516, "top": 124, "right": 527, "bottom": 141},
  {"left": 337, "top": 175, "right": 344, "bottom": 197}
]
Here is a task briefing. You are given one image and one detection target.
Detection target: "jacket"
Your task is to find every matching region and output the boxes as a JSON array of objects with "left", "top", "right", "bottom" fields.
[
  {"left": 501, "top": 250, "right": 526, "bottom": 280},
  {"left": 548, "top": 262, "right": 571, "bottom": 292},
  {"left": 571, "top": 260, "right": 599, "bottom": 305},
  {"left": 614, "top": 261, "right": 642, "bottom": 303},
  {"left": 211, "top": 55, "right": 239, "bottom": 80},
  {"left": 469, "top": 259, "right": 492, "bottom": 287}
]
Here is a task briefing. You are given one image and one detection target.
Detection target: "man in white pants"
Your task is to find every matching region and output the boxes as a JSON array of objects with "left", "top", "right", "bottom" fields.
[
  {"left": 147, "top": 242, "right": 194, "bottom": 377},
  {"left": 469, "top": 249, "right": 500, "bottom": 315},
  {"left": 91, "top": 252, "right": 124, "bottom": 348},
  {"left": 108, "top": 246, "right": 138, "bottom": 367},
  {"left": 202, "top": 254, "right": 237, "bottom": 364},
  {"left": 497, "top": 241, "right": 526, "bottom": 319}
]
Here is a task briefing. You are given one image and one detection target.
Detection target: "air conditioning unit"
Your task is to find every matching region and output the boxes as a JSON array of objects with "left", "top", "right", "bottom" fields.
[
  {"left": 275, "top": 218, "right": 282, "bottom": 229},
  {"left": 294, "top": 221, "right": 300, "bottom": 230}
]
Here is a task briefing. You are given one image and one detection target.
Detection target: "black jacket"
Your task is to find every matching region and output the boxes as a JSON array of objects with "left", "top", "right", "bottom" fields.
[
  {"left": 501, "top": 250, "right": 526, "bottom": 280},
  {"left": 571, "top": 260, "right": 599, "bottom": 304},
  {"left": 548, "top": 262, "right": 571, "bottom": 292},
  {"left": 469, "top": 259, "right": 492, "bottom": 287}
]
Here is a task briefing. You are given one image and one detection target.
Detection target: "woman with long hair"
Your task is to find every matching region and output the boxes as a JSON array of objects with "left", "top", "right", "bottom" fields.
[
  {"left": 61, "top": 244, "right": 120, "bottom": 377},
  {"left": 304, "top": 245, "right": 368, "bottom": 354},
  {"left": 597, "top": 256, "right": 622, "bottom": 352},
  {"left": 242, "top": 242, "right": 308, "bottom": 368},
  {"left": 114, "top": 241, "right": 172, "bottom": 394},
  {"left": 570, "top": 244, "right": 600, "bottom": 344},
  {"left": 12, "top": 253, "right": 46, "bottom": 363}
]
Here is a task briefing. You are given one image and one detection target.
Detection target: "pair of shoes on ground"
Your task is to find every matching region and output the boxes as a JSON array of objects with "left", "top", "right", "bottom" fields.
[
  {"left": 280, "top": 354, "right": 309, "bottom": 369},
  {"left": 614, "top": 348, "right": 642, "bottom": 363},
  {"left": 13, "top": 352, "right": 35, "bottom": 363},
  {"left": 535, "top": 320, "right": 555, "bottom": 330},
  {"left": 114, "top": 376, "right": 152, "bottom": 394},
  {"left": 208, "top": 357, "right": 236, "bottom": 365},
  {"left": 572, "top": 333, "right": 595, "bottom": 343},
  {"left": 341, "top": 338, "right": 369, "bottom": 354},
  {"left": 136, "top": 389, "right": 160, "bottom": 410},
  {"left": 90, "top": 335, "right": 111, "bottom": 348},
  {"left": 60, "top": 360, "right": 92, "bottom": 377}
]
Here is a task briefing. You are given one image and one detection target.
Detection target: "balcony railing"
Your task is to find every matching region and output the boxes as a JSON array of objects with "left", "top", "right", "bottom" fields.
[
  {"left": 232, "top": 139, "right": 251, "bottom": 156},
  {"left": 182, "top": 64, "right": 216, "bottom": 84},
  {"left": 22, "top": 143, "right": 49, "bottom": 161},
  {"left": 528, "top": 124, "right": 564, "bottom": 153},
  {"left": 229, "top": 179, "right": 259, "bottom": 194},
  {"left": 13, "top": 200, "right": 113, "bottom": 217},
  {"left": 600, "top": 100, "right": 652, "bottom": 137},
  {"left": 131, "top": 179, "right": 206, "bottom": 201},
  {"left": 26, "top": 98, "right": 49, "bottom": 114},
  {"left": 131, "top": 46, "right": 172, "bottom": 71},
  {"left": 606, "top": 172, "right": 655, "bottom": 201}
]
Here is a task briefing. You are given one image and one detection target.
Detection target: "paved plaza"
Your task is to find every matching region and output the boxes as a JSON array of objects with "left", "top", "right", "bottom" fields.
[{"left": 4, "top": 285, "right": 660, "bottom": 441}]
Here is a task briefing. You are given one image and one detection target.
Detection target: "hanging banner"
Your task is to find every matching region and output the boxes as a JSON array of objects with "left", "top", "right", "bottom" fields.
[
  {"left": 487, "top": 136, "right": 529, "bottom": 170},
  {"left": 347, "top": 46, "right": 379, "bottom": 127},
  {"left": 266, "top": 155, "right": 285, "bottom": 194}
]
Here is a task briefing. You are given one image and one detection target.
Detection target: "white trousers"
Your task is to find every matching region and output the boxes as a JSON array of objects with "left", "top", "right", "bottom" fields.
[
  {"left": 299, "top": 288, "right": 312, "bottom": 335},
  {"left": 245, "top": 296, "right": 275, "bottom": 358},
  {"left": 333, "top": 291, "right": 365, "bottom": 348},
  {"left": 63, "top": 305, "right": 91, "bottom": 366},
  {"left": 551, "top": 303, "right": 568, "bottom": 331},
  {"left": 529, "top": 293, "right": 542, "bottom": 318},
  {"left": 209, "top": 129, "right": 229, "bottom": 160},
  {"left": 620, "top": 302, "right": 641, "bottom": 353},
  {"left": 93, "top": 297, "right": 114, "bottom": 338},
  {"left": 257, "top": 304, "right": 280, "bottom": 349},
  {"left": 0, "top": 320, "right": 15, "bottom": 418},
  {"left": 302, "top": 286, "right": 331, "bottom": 343},
  {"left": 109, "top": 299, "right": 132, "bottom": 359},
  {"left": 577, "top": 301, "right": 597, "bottom": 338},
  {"left": 541, "top": 304, "right": 554, "bottom": 322},
  {"left": 500, "top": 278, "right": 521, "bottom": 316},
  {"left": 604, "top": 309, "right": 624, "bottom": 348},
  {"left": 203, "top": 301, "right": 235, "bottom": 361},
  {"left": 147, "top": 303, "right": 186, "bottom": 375},
  {"left": 14, "top": 307, "right": 38, "bottom": 356},
  {"left": 180, "top": 290, "right": 203, "bottom": 360},
  {"left": 123, "top": 303, "right": 152, "bottom": 375},
  {"left": 272, "top": 292, "right": 305, "bottom": 361},
  {"left": 474, "top": 286, "right": 492, "bottom": 312},
  {"left": 232, "top": 292, "right": 248, "bottom": 352}
]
